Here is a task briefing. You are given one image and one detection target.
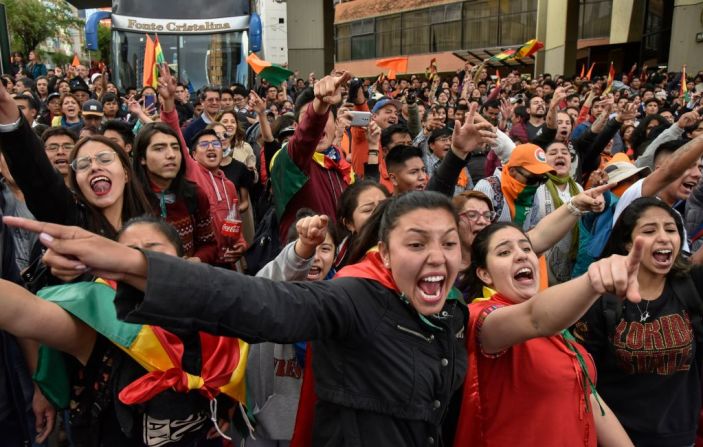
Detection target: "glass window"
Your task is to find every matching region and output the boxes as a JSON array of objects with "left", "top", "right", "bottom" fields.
[
  {"left": 351, "top": 35, "right": 375, "bottom": 60},
  {"left": 112, "top": 30, "right": 245, "bottom": 91},
  {"left": 402, "top": 10, "right": 429, "bottom": 55},
  {"left": 351, "top": 19, "right": 374, "bottom": 36},
  {"left": 579, "top": 0, "right": 612, "bottom": 39},
  {"left": 463, "top": 1, "right": 499, "bottom": 49},
  {"left": 500, "top": 11, "right": 536, "bottom": 46},
  {"left": 336, "top": 23, "right": 352, "bottom": 61},
  {"left": 376, "top": 15, "right": 401, "bottom": 58}
]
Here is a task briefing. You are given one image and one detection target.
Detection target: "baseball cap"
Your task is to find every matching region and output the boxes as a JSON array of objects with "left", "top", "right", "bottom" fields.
[
  {"left": 371, "top": 97, "right": 401, "bottom": 114},
  {"left": 604, "top": 153, "right": 650, "bottom": 185},
  {"left": 82, "top": 99, "right": 103, "bottom": 117},
  {"left": 47, "top": 92, "right": 60, "bottom": 102},
  {"left": 506, "top": 144, "right": 555, "bottom": 175},
  {"left": 276, "top": 125, "right": 296, "bottom": 140}
]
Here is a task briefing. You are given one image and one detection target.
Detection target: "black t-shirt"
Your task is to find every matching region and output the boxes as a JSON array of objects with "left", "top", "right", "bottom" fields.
[
  {"left": 220, "top": 158, "right": 254, "bottom": 193},
  {"left": 574, "top": 266, "right": 703, "bottom": 447},
  {"left": 525, "top": 122, "right": 545, "bottom": 142}
]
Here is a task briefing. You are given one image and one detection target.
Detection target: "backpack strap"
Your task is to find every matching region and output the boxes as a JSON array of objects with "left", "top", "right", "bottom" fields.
[
  {"left": 670, "top": 275, "right": 703, "bottom": 343},
  {"left": 484, "top": 176, "right": 504, "bottom": 220}
]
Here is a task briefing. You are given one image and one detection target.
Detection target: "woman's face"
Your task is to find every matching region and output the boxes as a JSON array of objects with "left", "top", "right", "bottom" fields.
[
  {"left": 346, "top": 186, "right": 387, "bottom": 234},
  {"left": 219, "top": 113, "right": 238, "bottom": 136},
  {"left": 62, "top": 97, "right": 79, "bottom": 118},
  {"left": 118, "top": 223, "right": 179, "bottom": 256},
  {"left": 306, "top": 232, "right": 336, "bottom": 281},
  {"left": 545, "top": 142, "right": 571, "bottom": 177},
  {"left": 436, "top": 107, "right": 447, "bottom": 123},
  {"left": 477, "top": 227, "right": 540, "bottom": 303},
  {"left": 646, "top": 119, "right": 660, "bottom": 136},
  {"left": 58, "top": 82, "right": 70, "bottom": 95},
  {"left": 379, "top": 208, "right": 461, "bottom": 316},
  {"left": 629, "top": 207, "right": 680, "bottom": 277},
  {"left": 73, "top": 142, "right": 128, "bottom": 210},
  {"left": 107, "top": 83, "right": 118, "bottom": 94},
  {"left": 458, "top": 198, "right": 492, "bottom": 248},
  {"left": 623, "top": 126, "right": 634, "bottom": 141},
  {"left": 36, "top": 79, "right": 48, "bottom": 95}
]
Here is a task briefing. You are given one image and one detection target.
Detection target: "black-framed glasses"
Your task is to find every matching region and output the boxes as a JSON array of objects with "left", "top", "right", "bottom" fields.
[
  {"left": 70, "top": 151, "right": 116, "bottom": 172},
  {"left": 197, "top": 140, "right": 223, "bottom": 150},
  {"left": 45, "top": 143, "right": 75, "bottom": 152},
  {"left": 460, "top": 210, "right": 497, "bottom": 223}
]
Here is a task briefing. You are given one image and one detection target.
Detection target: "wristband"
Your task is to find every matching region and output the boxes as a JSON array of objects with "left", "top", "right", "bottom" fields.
[{"left": 566, "top": 198, "right": 587, "bottom": 217}]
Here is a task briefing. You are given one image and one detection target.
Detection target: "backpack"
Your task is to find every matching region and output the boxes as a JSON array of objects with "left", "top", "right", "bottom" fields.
[
  {"left": 244, "top": 204, "right": 281, "bottom": 275},
  {"left": 602, "top": 275, "right": 703, "bottom": 344}
]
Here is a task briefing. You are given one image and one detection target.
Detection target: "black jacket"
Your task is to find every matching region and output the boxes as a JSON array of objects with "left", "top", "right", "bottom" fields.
[{"left": 115, "top": 251, "right": 468, "bottom": 447}]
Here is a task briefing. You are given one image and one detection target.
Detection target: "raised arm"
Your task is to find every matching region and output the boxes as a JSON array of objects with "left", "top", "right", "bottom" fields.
[
  {"left": 479, "top": 238, "right": 643, "bottom": 354},
  {"left": 636, "top": 110, "right": 700, "bottom": 170},
  {"left": 0, "top": 82, "right": 75, "bottom": 225},
  {"left": 641, "top": 133, "right": 703, "bottom": 198}
]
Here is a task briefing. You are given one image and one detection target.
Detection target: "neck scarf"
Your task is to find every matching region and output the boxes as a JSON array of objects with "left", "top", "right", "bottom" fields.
[
  {"left": 312, "top": 146, "right": 355, "bottom": 186},
  {"left": 545, "top": 173, "right": 581, "bottom": 261},
  {"left": 500, "top": 166, "right": 538, "bottom": 226}
]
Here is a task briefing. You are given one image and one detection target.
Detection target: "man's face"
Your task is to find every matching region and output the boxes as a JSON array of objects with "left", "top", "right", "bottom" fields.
[
  {"left": 591, "top": 100, "right": 604, "bottom": 117},
  {"left": 372, "top": 105, "right": 399, "bottom": 130},
  {"left": 77, "top": 65, "right": 89, "bottom": 79},
  {"left": 542, "top": 84, "right": 553, "bottom": 97},
  {"left": 660, "top": 111, "right": 674, "bottom": 124},
  {"left": 175, "top": 86, "right": 186, "bottom": 102},
  {"left": 482, "top": 106, "right": 500, "bottom": 125},
  {"left": 47, "top": 98, "right": 61, "bottom": 115},
  {"left": 555, "top": 112, "right": 572, "bottom": 142},
  {"left": 83, "top": 114, "right": 103, "bottom": 128},
  {"left": 44, "top": 135, "right": 75, "bottom": 177},
  {"left": 568, "top": 96, "right": 580, "bottom": 108},
  {"left": 688, "top": 121, "right": 703, "bottom": 139},
  {"left": 390, "top": 157, "right": 428, "bottom": 193},
  {"left": 232, "top": 93, "right": 246, "bottom": 109},
  {"left": 631, "top": 78, "right": 641, "bottom": 90},
  {"left": 221, "top": 93, "right": 234, "bottom": 110},
  {"left": 14, "top": 98, "right": 36, "bottom": 122},
  {"left": 529, "top": 97, "right": 546, "bottom": 117},
  {"left": 266, "top": 87, "right": 278, "bottom": 100},
  {"left": 203, "top": 91, "right": 220, "bottom": 116},
  {"left": 103, "top": 129, "right": 130, "bottom": 154},
  {"left": 429, "top": 135, "right": 452, "bottom": 159},
  {"left": 103, "top": 100, "right": 119, "bottom": 118},
  {"left": 454, "top": 109, "right": 466, "bottom": 124},
  {"left": 385, "top": 132, "right": 412, "bottom": 154},
  {"left": 73, "top": 90, "right": 89, "bottom": 105}
]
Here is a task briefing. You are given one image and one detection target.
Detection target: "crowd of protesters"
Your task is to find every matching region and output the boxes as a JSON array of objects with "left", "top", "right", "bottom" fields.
[{"left": 0, "top": 46, "right": 703, "bottom": 447}]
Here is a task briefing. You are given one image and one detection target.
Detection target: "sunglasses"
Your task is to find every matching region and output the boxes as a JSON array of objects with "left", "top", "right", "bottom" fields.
[{"left": 71, "top": 151, "right": 116, "bottom": 172}]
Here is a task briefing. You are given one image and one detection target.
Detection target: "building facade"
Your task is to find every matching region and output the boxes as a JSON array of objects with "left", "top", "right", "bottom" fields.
[{"left": 334, "top": 0, "right": 701, "bottom": 77}]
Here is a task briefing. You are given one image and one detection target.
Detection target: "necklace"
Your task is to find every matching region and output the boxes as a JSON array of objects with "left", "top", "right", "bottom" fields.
[{"left": 636, "top": 299, "right": 650, "bottom": 322}]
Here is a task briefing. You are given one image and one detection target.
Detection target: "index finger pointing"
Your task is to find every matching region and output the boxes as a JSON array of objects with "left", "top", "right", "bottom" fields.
[
  {"left": 334, "top": 71, "right": 352, "bottom": 89},
  {"left": 586, "top": 182, "right": 615, "bottom": 196},
  {"left": 2, "top": 216, "right": 81, "bottom": 239},
  {"left": 627, "top": 237, "right": 645, "bottom": 272}
]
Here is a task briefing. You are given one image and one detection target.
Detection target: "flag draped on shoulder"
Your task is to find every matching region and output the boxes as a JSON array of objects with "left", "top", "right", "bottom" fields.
[
  {"left": 246, "top": 52, "right": 294, "bottom": 86},
  {"left": 33, "top": 280, "right": 248, "bottom": 408}
]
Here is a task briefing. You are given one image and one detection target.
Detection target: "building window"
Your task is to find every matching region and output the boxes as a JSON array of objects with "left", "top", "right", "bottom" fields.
[
  {"left": 463, "top": 1, "right": 499, "bottom": 49},
  {"left": 430, "top": 3, "right": 462, "bottom": 52},
  {"left": 402, "top": 9, "right": 429, "bottom": 55},
  {"left": 579, "top": 0, "right": 612, "bottom": 39},
  {"left": 336, "top": 23, "right": 351, "bottom": 62},
  {"left": 376, "top": 15, "right": 401, "bottom": 58},
  {"left": 351, "top": 19, "right": 375, "bottom": 60}
]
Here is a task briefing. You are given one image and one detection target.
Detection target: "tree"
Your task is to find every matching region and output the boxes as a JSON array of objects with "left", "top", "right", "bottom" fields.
[{"left": 5, "top": 0, "right": 83, "bottom": 57}]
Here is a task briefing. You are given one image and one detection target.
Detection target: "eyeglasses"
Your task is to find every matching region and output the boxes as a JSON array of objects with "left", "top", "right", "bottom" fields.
[
  {"left": 460, "top": 210, "right": 497, "bottom": 223},
  {"left": 70, "top": 151, "right": 117, "bottom": 172},
  {"left": 45, "top": 143, "right": 76, "bottom": 152},
  {"left": 197, "top": 140, "right": 223, "bottom": 150}
]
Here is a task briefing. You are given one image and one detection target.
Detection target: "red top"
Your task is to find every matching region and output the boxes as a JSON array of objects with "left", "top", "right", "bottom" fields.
[{"left": 455, "top": 293, "right": 598, "bottom": 447}]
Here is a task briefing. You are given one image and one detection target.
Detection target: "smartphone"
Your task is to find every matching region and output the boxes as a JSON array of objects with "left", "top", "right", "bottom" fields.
[
  {"left": 349, "top": 111, "right": 372, "bottom": 127},
  {"left": 144, "top": 94, "right": 156, "bottom": 110}
]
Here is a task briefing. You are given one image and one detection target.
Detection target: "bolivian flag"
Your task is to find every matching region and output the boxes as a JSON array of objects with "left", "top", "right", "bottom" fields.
[
  {"left": 680, "top": 65, "right": 690, "bottom": 103},
  {"left": 33, "top": 280, "right": 248, "bottom": 408},
  {"left": 246, "top": 52, "right": 294, "bottom": 86}
]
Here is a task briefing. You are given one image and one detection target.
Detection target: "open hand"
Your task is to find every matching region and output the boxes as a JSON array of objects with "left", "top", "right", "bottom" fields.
[{"left": 451, "top": 102, "right": 497, "bottom": 158}]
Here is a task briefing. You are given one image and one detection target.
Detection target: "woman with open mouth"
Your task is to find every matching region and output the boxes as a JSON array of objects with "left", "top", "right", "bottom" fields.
[
  {"left": 575, "top": 197, "right": 703, "bottom": 446},
  {"left": 7, "top": 191, "right": 468, "bottom": 446},
  {"left": 453, "top": 221, "right": 639, "bottom": 446}
]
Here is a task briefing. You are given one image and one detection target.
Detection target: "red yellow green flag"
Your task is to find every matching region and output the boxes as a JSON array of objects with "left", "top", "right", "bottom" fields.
[
  {"left": 495, "top": 69, "right": 501, "bottom": 88},
  {"left": 579, "top": 64, "right": 585, "bottom": 79},
  {"left": 680, "top": 65, "right": 690, "bottom": 103},
  {"left": 514, "top": 38, "right": 544, "bottom": 59},
  {"left": 488, "top": 48, "right": 516, "bottom": 63},
  {"left": 585, "top": 62, "right": 595, "bottom": 81},
  {"left": 246, "top": 52, "right": 294, "bottom": 86},
  {"left": 142, "top": 34, "right": 156, "bottom": 88},
  {"left": 151, "top": 35, "right": 165, "bottom": 89},
  {"left": 376, "top": 56, "right": 408, "bottom": 80},
  {"left": 603, "top": 62, "right": 615, "bottom": 95}
]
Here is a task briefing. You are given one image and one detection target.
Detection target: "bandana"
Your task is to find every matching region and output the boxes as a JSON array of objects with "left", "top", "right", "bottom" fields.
[{"left": 500, "top": 166, "right": 538, "bottom": 226}]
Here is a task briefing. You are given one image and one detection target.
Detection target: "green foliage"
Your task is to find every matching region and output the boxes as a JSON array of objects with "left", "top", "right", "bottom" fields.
[
  {"left": 47, "top": 51, "right": 72, "bottom": 67},
  {"left": 5, "top": 0, "right": 83, "bottom": 56},
  {"left": 97, "top": 24, "right": 111, "bottom": 64}
]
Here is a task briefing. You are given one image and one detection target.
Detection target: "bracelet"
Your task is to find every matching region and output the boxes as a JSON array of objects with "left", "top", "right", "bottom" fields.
[
  {"left": 566, "top": 198, "right": 587, "bottom": 217},
  {"left": 368, "top": 149, "right": 379, "bottom": 156}
]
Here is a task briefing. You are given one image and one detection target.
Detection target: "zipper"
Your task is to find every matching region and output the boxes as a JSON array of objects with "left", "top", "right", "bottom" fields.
[{"left": 396, "top": 324, "right": 435, "bottom": 343}]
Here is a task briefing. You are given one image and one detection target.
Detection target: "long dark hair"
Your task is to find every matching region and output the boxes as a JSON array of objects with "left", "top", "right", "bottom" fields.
[
  {"left": 131, "top": 122, "right": 197, "bottom": 212},
  {"left": 459, "top": 222, "right": 529, "bottom": 299},
  {"left": 631, "top": 114, "right": 666, "bottom": 156},
  {"left": 68, "top": 135, "right": 153, "bottom": 239},
  {"left": 348, "top": 191, "right": 457, "bottom": 264},
  {"left": 601, "top": 197, "right": 689, "bottom": 277},
  {"left": 336, "top": 179, "right": 390, "bottom": 239},
  {"left": 215, "top": 110, "right": 245, "bottom": 146}
]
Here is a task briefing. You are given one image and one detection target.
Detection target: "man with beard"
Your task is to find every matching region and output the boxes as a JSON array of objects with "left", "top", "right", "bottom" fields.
[{"left": 526, "top": 95, "right": 546, "bottom": 141}]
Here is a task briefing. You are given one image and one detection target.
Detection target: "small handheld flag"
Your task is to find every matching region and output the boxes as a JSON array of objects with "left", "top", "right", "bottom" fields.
[
  {"left": 246, "top": 52, "right": 294, "bottom": 86},
  {"left": 376, "top": 56, "right": 408, "bottom": 80}
]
